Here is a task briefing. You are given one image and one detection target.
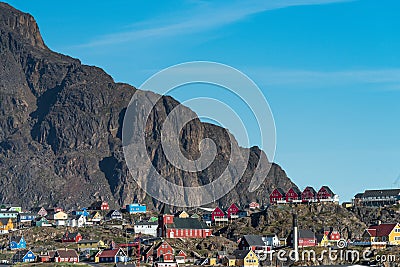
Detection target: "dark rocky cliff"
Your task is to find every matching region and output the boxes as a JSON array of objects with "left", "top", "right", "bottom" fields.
[{"left": 0, "top": 2, "right": 296, "bottom": 209}]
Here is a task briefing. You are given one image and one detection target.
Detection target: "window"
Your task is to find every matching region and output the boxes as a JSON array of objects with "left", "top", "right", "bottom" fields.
[
  {"left": 395, "top": 228, "right": 400, "bottom": 233},
  {"left": 395, "top": 237, "right": 400, "bottom": 241}
]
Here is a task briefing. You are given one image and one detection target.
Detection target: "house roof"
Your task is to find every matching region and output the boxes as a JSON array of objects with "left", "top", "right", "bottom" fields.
[
  {"left": 362, "top": 189, "right": 400, "bottom": 198},
  {"left": 154, "top": 241, "right": 171, "bottom": 251},
  {"left": 273, "top": 188, "right": 286, "bottom": 196},
  {"left": 135, "top": 221, "right": 158, "bottom": 226},
  {"left": 62, "top": 231, "right": 81, "bottom": 239},
  {"left": 242, "top": 235, "right": 265, "bottom": 246},
  {"left": 319, "top": 186, "right": 334, "bottom": 195},
  {"left": 168, "top": 218, "right": 209, "bottom": 230},
  {"left": 288, "top": 187, "right": 302, "bottom": 195},
  {"left": 298, "top": 229, "right": 316, "bottom": 239},
  {"left": 354, "top": 193, "right": 364, "bottom": 198},
  {"left": 77, "top": 239, "right": 99, "bottom": 244},
  {"left": 98, "top": 248, "right": 125, "bottom": 258},
  {"left": 56, "top": 249, "right": 79, "bottom": 258},
  {"left": 12, "top": 249, "right": 32, "bottom": 261},
  {"left": 233, "top": 250, "right": 251, "bottom": 259},
  {"left": 11, "top": 236, "right": 23, "bottom": 243},
  {"left": 366, "top": 223, "right": 397, "bottom": 237},
  {"left": 160, "top": 204, "right": 171, "bottom": 215},
  {"left": 303, "top": 186, "right": 316, "bottom": 194},
  {"left": 0, "top": 218, "right": 12, "bottom": 224}
]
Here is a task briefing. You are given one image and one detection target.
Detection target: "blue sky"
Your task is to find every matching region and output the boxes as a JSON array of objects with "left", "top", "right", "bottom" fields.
[{"left": 5, "top": 0, "right": 400, "bottom": 202}]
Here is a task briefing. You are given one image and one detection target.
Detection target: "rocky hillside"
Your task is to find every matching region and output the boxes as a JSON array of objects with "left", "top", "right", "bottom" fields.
[{"left": 0, "top": 2, "right": 295, "bottom": 209}]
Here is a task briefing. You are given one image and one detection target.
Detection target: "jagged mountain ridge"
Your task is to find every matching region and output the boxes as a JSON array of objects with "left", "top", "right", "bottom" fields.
[{"left": 0, "top": 2, "right": 296, "bottom": 209}]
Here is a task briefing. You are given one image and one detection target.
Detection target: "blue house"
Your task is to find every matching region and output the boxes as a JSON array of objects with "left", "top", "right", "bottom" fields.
[
  {"left": 126, "top": 204, "right": 146, "bottom": 214},
  {"left": 10, "top": 236, "right": 26, "bottom": 250},
  {"left": 18, "top": 213, "right": 37, "bottom": 223},
  {"left": 0, "top": 211, "right": 18, "bottom": 219},
  {"left": 72, "top": 208, "right": 89, "bottom": 217},
  {"left": 12, "top": 249, "right": 35, "bottom": 263}
]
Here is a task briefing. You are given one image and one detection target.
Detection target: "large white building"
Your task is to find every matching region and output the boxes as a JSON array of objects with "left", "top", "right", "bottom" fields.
[{"left": 134, "top": 221, "right": 158, "bottom": 237}]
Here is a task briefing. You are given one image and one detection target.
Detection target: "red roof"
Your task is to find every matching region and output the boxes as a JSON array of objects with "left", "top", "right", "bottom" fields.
[
  {"left": 367, "top": 223, "right": 397, "bottom": 237},
  {"left": 97, "top": 249, "right": 120, "bottom": 258}
]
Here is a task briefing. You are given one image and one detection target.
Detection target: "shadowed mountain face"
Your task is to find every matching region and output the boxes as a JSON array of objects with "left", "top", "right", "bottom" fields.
[{"left": 0, "top": 2, "right": 296, "bottom": 210}]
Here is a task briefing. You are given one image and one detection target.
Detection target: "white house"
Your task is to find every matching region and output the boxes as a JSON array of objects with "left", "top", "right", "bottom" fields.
[
  {"left": 262, "top": 234, "right": 280, "bottom": 248},
  {"left": 67, "top": 215, "right": 86, "bottom": 227},
  {"left": 134, "top": 221, "right": 158, "bottom": 237}
]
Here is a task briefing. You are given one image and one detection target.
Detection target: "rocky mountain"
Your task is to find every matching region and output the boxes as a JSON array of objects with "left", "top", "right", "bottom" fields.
[{"left": 0, "top": 2, "right": 296, "bottom": 209}]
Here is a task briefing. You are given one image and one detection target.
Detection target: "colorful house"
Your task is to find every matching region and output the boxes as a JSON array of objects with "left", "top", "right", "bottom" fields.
[
  {"left": 301, "top": 187, "right": 317, "bottom": 202},
  {"left": 154, "top": 241, "right": 174, "bottom": 262},
  {"left": 32, "top": 217, "right": 51, "bottom": 227},
  {"left": 239, "top": 235, "right": 268, "bottom": 251},
  {"left": 78, "top": 240, "right": 106, "bottom": 251},
  {"left": 126, "top": 203, "right": 146, "bottom": 213},
  {"left": 227, "top": 203, "right": 240, "bottom": 219},
  {"left": 269, "top": 188, "right": 286, "bottom": 204},
  {"left": 62, "top": 231, "right": 83, "bottom": 243},
  {"left": 321, "top": 227, "right": 341, "bottom": 241},
  {"left": 54, "top": 249, "right": 79, "bottom": 263},
  {"left": 0, "top": 211, "right": 18, "bottom": 218},
  {"left": 18, "top": 213, "right": 37, "bottom": 223},
  {"left": 11, "top": 249, "right": 35, "bottom": 263},
  {"left": 222, "top": 255, "right": 236, "bottom": 266},
  {"left": 91, "top": 201, "right": 110, "bottom": 210},
  {"left": 232, "top": 250, "right": 259, "bottom": 267},
  {"left": 363, "top": 223, "right": 400, "bottom": 245},
  {"left": 287, "top": 229, "right": 317, "bottom": 247},
  {"left": 286, "top": 187, "right": 302, "bottom": 203},
  {"left": 175, "top": 250, "right": 187, "bottom": 264},
  {"left": 106, "top": 210, "right": 123, "bottom": 220},
  {"left": 89, "top": 211, "right": 103, "bottom": 223},
  {"left": 0, "top": 218, "right": 14, "bottom": 232},
  {"left": 134, "top": 221, "right": 158, "bottom": 237},
  {"left": 317, "top": 186, "right": 337, "bottom": 201},
  {"left": 211, "top": 206, "right": 227, "bottom": 222},
  {"left": 10, "top": 236, "right": 26, "bottom": 250},
  {"left": 159, "top": 216, "right": 212, "bottom": 238},
  {"left": 33, "top": 207, "right": 48, "bottom": 217},
  {"left": 177, "top": 211, "right": 190, "bottom": 218},
  {"left": 95, "top": 248, "right": 127, "bottom": 263},
  {"left": 72, "top": 208, "right": 89, "bottom": 217}
]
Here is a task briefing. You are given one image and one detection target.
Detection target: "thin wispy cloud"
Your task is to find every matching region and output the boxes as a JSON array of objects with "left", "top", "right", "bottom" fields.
[
  {"left": 249, "top": 68, "right": 400, "bottom": 90},
  {"left": 78, "top": 0, "right": 353, "bottom": 48}
]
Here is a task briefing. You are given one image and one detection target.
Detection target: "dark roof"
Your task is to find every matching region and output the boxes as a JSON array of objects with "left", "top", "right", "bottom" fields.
[
  {"left": 275, "top": 188, "right": 286, "bottom": 196},
  {"left": 11, "top": 236, "right": 23, "bottom": 243},
  {"left": 289, "top": 187, "right": 302, "bottom": 195},
  {"left": 315, "top": 233, "right": 325, "bottom": 243},
  {"left": 303, "top": 186, "right": 316, "bottom": 194},
  {"left": 298, "top": 229, "right": 316, "bottom": 239},
  {"left": 242, "top": 235, "right": 265, "bottom": 246},
  {"left": 160, "top": 204, "right": 171, "bottom": 215},
  {"left": 12, "top": 250, "right": 32, "bottom": 262},
  {"left": 62, "top": 231, "right": 81, "bottom": 239},
  {"left": 0, "top": 218, "right": 12, "bottom": 224},
  {"left": 233, "top": 250, "right": 251, "bottom": 259},
  {"left": 366, "top": 223, "right": 397, "bottom": 237},
  {"left": 56, "top": 249, "right": 79, "bottom": 258},
  {"left": 354, "top": 192, "right": 364, "bottom": 198},
  {"left": 319, "top": 186, "right": 334, "bottom": 195},
  {"left": 362, "top": 189, "right": 400, "bottom": 198},
  {"left": 168, "top": 218, "right": 209, "bottom": 230},
  {"left": 135, "top": 221, "right": 158, "bottom": 226},
  {"left": 97, "top": 248, "right": 124, "bottom": 258}
]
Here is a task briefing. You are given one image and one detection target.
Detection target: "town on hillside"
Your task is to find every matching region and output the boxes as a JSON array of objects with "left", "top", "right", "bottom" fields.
[{"left": 0, "top": 186, "right": 400, "bottom": 266}]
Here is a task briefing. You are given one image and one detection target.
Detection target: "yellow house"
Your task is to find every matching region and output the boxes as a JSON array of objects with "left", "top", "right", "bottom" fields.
[
  {"left": 209, "top": 258, "right": 217, "bottom": 266},
  {"left": 222, "top": 255, "right": 236, "bottom": 266},
  {"left": 78, "top": 240, "right": 105, "bottom": 250},
  {"left": 178, "top": 211, "right": 189, "bottom": 218},
  {"left": 0, "top": 218, "right": 14, "bottom": 231},
  {"left": 49, "top": 211, "right": 68, "bottom": 220},
  {"left": 317, "top": 234, "right": 329, "bottom": 246},
  {"left": 233, "top": 250, "right": 259, "bottom": 267},
  {"left": 364, "top": 223, "right": 400, "bottom": 245}
]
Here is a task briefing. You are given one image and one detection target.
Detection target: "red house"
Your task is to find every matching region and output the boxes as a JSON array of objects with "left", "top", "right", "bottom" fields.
[
  {"left": 90, "top": 201, "right": 110, "bottom": 211},
  {"left": 301, "top": 186, "right": 317, "bottom": 202},
  {"left": 287, "top": 229, "right": 316, "bottom": 248},
  {"left": 227, "top": 203, "right": 239, "bottom": 219},
  {"left": 317, "top": 186, "right": 335, "bottom": 200},
  {"left": 269, "top": 188, "right": 286, "bottom": 204},
  {"left": 322, "top": 227, "right": 341, "bottom": 241},
  {"left": 211, "top": 207, "right": 225, "bottom": 221},
  {"left": 61, "top": 231, "right": 82, "bottom": 243},
  {"left": 154, "top": 241, "right": 174, "bottom": 262},
  {"left": 286, "top": 187, "right": 302, "bottom": 203},
  {"left": 175, "top": 250, "right": 187, "bottom": 264}
]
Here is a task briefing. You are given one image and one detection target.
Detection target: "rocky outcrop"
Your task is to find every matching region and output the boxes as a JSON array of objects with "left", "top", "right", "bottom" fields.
[{"left": 0, "top": 2, "right": 296, "bottom": 209}]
